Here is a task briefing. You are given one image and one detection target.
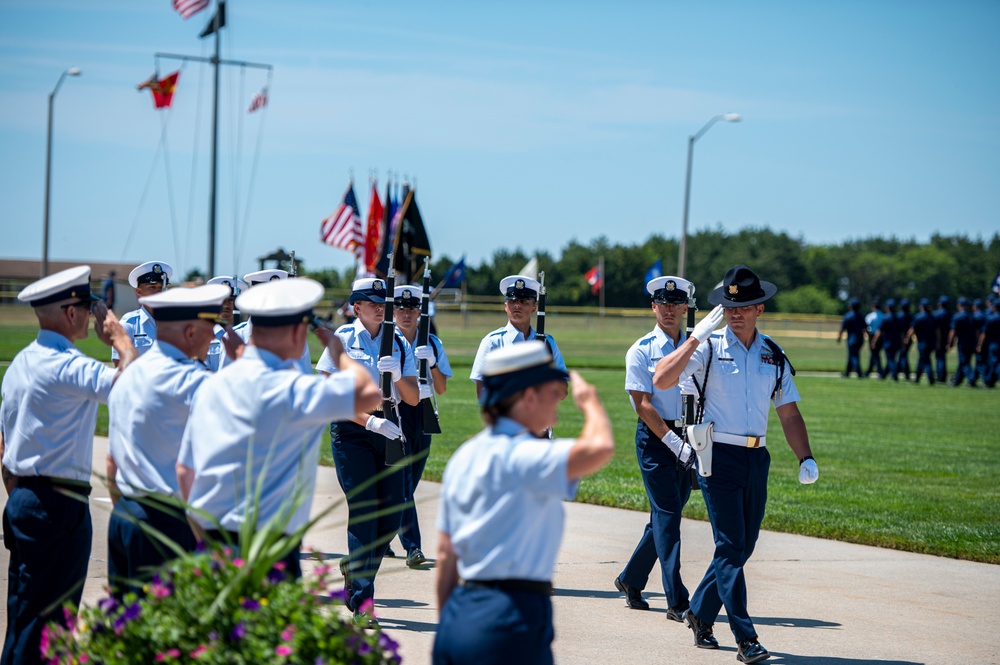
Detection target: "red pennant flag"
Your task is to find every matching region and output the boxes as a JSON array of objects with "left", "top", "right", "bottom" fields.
[
  {"left": 248, "top": 88, "right": 267, "bottom": 113},
  {"left": 137, "top": 71, "right": 180, "bottom": 110},
  {"left": 585, "top": 265, "right": 602, "bottom": 295},
  {"left": 364, "top": 182, "right": 384, "bottom": 271}
]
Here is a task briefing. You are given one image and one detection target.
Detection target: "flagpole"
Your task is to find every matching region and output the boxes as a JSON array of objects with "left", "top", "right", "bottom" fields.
[
  {"left": 599, "top": 255, "right": 605, "bottom": 319},
  {"left": 207, "top": 0, "right": 222, "bottom": 277}
]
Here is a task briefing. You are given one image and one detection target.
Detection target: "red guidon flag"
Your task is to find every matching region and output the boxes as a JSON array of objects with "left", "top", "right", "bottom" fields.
[
  {"left": 363, "top": 182, "right": 384, "bottom": 271},
  {"left": 137, "top": 71, "right": 180, "bottom": 110}
]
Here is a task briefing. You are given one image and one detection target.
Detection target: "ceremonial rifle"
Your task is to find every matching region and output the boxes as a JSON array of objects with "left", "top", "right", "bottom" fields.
[
  {"left": 380, "top": 254, "right": 407, "bottom": 466},
  {"left": 418, "top": 258, "right": 442, "bottom": 434},
  {"left": 289, "top": 250, "right": 297, "bottom": 277},
  {"left": 681, "top": 285, "right": 700, "bottom": 487},
  {"left": 537, "top": 270, "right": 554, "bottom": 440}
]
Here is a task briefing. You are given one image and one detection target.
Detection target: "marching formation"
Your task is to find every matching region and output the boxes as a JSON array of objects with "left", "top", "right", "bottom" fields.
[
  {"left": 1, "top": 260, "right": 821, "bottom": 665},
  {"left": 838, "top": 294, "right": 1000, "bottom": 387}
]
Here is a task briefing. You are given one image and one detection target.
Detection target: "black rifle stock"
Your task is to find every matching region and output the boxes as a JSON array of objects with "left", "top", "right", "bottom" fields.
[
  {"left": 380, "top": 254, "right": 407, "bottom": 466},
  {"left": 683, "top": 287, "right": 700, "bottom": 487},
  {"left": 418, "top": 258, "right": 442, "bottom": 434}
]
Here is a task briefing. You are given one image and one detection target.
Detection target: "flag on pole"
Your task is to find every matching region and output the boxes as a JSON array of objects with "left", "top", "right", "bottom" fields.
[
  {"left": 440, "top": 257, "right": 467, "bottom": 288},
  {"left": 198, "top": 2, "right": 226, "bottom": 37},
  {"left": 173, "top": 0, "right": 209, "bottom": 20},
  {"left": 585, "top": 264, "right": 602, "bottom": 296},
  {"left": 374, "top": 179, "right": 397, "bottom": 278},
  {"left": 320, "top": 183, "right": 363, "bottom": 258},
  {"left": 363, "top": 182, "right": 384, "bottom": 272},
  {"left": 392, "top": 188, "right": 432, "bottom": 280},
  {"left": 992, "top": 269, "right": 1000, "bottom": 295},
  {"left": 247, "top": 87, "right": 267, "bottom": 113},
  {"left": 644, "top": 259, "right": 663, "bottom": 284},
  {"left": 137, "top": 71, "right": 181, "bottom": 109},
  {"left": 519, "top": 257, "right": 539, "bottom": 281}
]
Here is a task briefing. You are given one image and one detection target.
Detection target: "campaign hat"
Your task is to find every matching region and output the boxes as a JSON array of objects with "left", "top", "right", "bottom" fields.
[
  {"left": 647, "top": 275, "right": 692, "bottom": 304},
  {"left": 707, "top": 265, "right": 777, "bottom": 308},
  {"left": 499, "top": 275, "right": 540, "bottom": 301},
  {"left": 129, "top": 261, "right": 173, "bottom": 288},
  {"left": 479, "top": 340, "right": 569, "bottom": 407},
  {"left": 139, "top": 284, "right": 230, "bottom": 322},
  {"left": 236, "top": 277, "right": 324, "bottom": 327},
  {"left": 18, "top": 265, "right": 99, "bottom": 307}
]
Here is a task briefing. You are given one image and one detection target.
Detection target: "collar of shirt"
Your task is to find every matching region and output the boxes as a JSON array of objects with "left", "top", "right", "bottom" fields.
[
  {"left": 154, "top": 339, "right": 198, "bottom": 364},
  {"left": 243, "top": 345, "right": 299, "bottom": 371},
  {"left": 723, "top": 326, "right": 763, "bottom": 354},
  {"left": 502, "top": 321, "right": 534, "bottom": 343},
  {"left": 652, "top": 324, "right": 686, "bottom": 353},
  {"left": 492, "top": 416, "right": 530, "bottom": 437},
  {"left": 352, "top": 317, "right": 383, "bottom": 344},
  {"left": 36, "top": 329, "right": 75, "bottom": 351}
]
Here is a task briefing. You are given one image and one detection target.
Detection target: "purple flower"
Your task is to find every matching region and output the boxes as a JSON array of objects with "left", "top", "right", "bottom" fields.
[
  {"left": 267, "top": 568, "right": 286, "bottom": 584},
  {"left": 357, "top": 642, "right": 372, "bottom": 655},
  {"left": 379, "top": 632, "right": 400, "bottom": 653},
  {"left": 98, "top": 597, "right": 118, "bottom": 615},
  {"left": 113, "top": 603, "right": 141, "bottom": 635},
  {"left": 241, "top": 598, "right": 260, "bottom": 611},
  {"left": 327, "top": 588, "right": 348, "bottom": 603},
  {"left": 230, "top": 621, "right": 247, "bottom": 641}
]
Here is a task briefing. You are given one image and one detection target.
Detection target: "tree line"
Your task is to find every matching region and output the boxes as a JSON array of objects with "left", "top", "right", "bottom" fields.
[{"left": 305, "top": 227, "right": 1000, "bottom": 314}]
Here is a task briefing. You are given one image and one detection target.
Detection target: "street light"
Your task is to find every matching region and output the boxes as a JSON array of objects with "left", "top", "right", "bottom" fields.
[
  {"left": 677, "top": 112, "right": 741, "bottom": 279},
  {"left": 42, "top": 66, "right": 82, "bottom": 278}
]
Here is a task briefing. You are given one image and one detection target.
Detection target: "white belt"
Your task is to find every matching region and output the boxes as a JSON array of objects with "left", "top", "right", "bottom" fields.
[{"left": 714, "top": 432, "right": 766, "bottom": 448}]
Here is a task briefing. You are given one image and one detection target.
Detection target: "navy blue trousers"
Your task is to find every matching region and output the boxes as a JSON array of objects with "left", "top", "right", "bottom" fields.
[
  {"left": 952, "top": 345, "right": 977, "bottom": 386},
  {"left": 915, "top": 343, "right": 935, "bottom": 384},
  {"left": 2, "top": 480, "right": 92, "bottom": 665},
  {"left": 689, "top": 444, "right": 770, "bottom": 644},
  {"left": 108, "top": 494, "right": 196, "bottom": 598},
  {"left": 882, "top": 343, "right": 900, "bottom": 379},
  {"left": 935, "top": 345, "right": 949, "bottom": 383},
  {"left": 985, "top": 343, "right": 1000, "bottom": 387},
  {"left": 433, "top": 585, "right": 554, "bottom": 665},
  {"left": 619, "top": 419, "right": 692, "bottom": 609},
  {"left": 865, "top": 341, "right": 884, "bottom": 377},
  {"left": 897, "top": 343, "right": 912, "bottom": 379},
  {"left": 398, "top": 432, "right": 430, "bottom": 553},
  {"left": 844, "top": 340, "right": 863, "bottom": 377},
  {"left": 331, "top": 421, "right": 405, "bottom": 611}
]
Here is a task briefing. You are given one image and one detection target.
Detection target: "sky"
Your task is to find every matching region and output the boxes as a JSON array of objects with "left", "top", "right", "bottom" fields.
[{"left": 1, "top": 0, "right": 998, "bottom": 280}]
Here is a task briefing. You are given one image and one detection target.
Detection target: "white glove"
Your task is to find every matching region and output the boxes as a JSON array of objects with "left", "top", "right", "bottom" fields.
[
  {"left": 366, "top": 415, "right": 402, "bottom": 440},
  {"left": 676, "top": 442, "right": 695, "bottom": 468},
  {"left": 692, "top": 305, "right": 725, "bottom": 343},
  {"left": 414, "top": 345, "right": 437, "bottom": 367},
  {"left": 798, "top": 457, "right": 819, "bottom": 484},
  {"left": 661, "top": 432, "right": 695, "bottom": 469},
  {"left": 377, "top": 356, "right": 402, "bottom": 382},
  {"left": 419, "top": 383, "right": 433, "bottom": 400}
]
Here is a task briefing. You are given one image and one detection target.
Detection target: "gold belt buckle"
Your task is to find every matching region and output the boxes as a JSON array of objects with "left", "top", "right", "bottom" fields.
[{"left": 747, "top": 436, "right": 761, "bottom": 448}]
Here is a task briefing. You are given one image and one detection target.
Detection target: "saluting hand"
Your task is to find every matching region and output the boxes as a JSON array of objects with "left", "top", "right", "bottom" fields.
[
  {"left": 93, "top": 302, "right": 126, "bottom": 347},
  {"left": 221, "top": 325, "right": 246, "bottom": 360},
  {"left": 693, "top": 305, "right": 726, "bottom": 343}
]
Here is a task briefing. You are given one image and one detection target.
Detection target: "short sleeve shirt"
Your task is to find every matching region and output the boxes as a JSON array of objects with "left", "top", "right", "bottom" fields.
[
  {"left": 112, "top": 307, "right": 156, "bottom": 360},
  {"left": 470, "top": 322, "right": 567, "bottom": 382},
  {"left": 624, "top": 325, "right": 685, "bottom": 420}
]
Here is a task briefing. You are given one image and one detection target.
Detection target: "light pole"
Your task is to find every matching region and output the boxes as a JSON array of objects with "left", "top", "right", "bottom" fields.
[
  {"left": 42, "top": 67, "right": 81, "bottom": 278},
  {"left": 677, "top": 112, "right": 741, "bottom": 279}
]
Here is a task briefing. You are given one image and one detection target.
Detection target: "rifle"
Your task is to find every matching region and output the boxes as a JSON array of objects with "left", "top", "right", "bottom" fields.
[
  {"left": 537, "top": 271, "right": 554, "bottom": 440},
  {"left": 289, "top": 250, "right": 297, "bottom": 278},
  {"left": 681, "top": 284, "right": 700, "bottom": 488},
  {"left": 418, "top": 258, "right": 441, "bottom": 434},
  {"left": 380, "top": 253, "right": 407, "bottom": 466}
]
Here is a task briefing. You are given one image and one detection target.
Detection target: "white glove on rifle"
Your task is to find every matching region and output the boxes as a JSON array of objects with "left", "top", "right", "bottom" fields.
[
  {"left": 660, "top": 432, "right": 694, "bottom": 466},
  {"left": 366, "top": 415, "right": 402, "bottom": 440},
  {"left": 798, "top": 457, "right": 819, "bottom": 484},
  {"left": 692, "top": 305, "right": 726, "bottom": 343},
  {"left": 377, "top": 356, "right": 402, "bottom": 382},
  {"left": 414, "top": 345, "right": 437, "bottom": 367},
  {"left": 419, "top": 383, "right": 433, "bottom": 400}
]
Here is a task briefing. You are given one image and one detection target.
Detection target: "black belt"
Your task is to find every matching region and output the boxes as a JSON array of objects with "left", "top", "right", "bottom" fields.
[
  {"left": 15, "top": 475, "right": 92, "bottom": 496},
  {"left": 462, "top": 578, "right": 553, "bottom": 595}
]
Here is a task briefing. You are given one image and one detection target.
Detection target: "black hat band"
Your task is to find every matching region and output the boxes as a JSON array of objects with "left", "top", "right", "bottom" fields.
[
  {"left": 652, "top": 288, "right": 689, "bottom": 304},
  {"left": 149, "top": 306, "right": 223, "bottom": 322},
  {"left": 32, "top": 284, "right": 96, "bottom": 307},
  {"left": 252, "top": 310, "right": 314, "bottom": 327},
  {"left": 480, "top": 363, "right": 569, "bottom": 407}
]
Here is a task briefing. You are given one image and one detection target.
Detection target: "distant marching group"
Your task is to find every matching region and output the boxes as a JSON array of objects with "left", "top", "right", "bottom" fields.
[
  {"left": 2, "top": 260, "right": 819, "bottom": 665},
  {"left": 838, "top": 294, "right": 1000, "bottom": 387}
]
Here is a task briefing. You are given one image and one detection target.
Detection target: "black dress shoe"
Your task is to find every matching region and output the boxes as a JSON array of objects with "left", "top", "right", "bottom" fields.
[
  {"left": 685, "top": 611, "right": 719, "bottom": 649},
  {"left": 665, "top": 605, "right": 688, "bottom": 623},
  {"left": 385, "top": 547, "right": 396, "bottom": 558},
  {"left": 405, "top": 548, "right": 426, "bottom": 568},
  {"left": 737, "top": 638, "right": 770, "bottom": 663},
  {"left": 613, "top": 577, "right": 649, "bottom": 610}
]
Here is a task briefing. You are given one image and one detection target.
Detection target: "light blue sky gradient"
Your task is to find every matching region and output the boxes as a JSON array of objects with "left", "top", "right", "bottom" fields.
[{"left": 1, "top": 0, "right": 997, "bottom": 279}]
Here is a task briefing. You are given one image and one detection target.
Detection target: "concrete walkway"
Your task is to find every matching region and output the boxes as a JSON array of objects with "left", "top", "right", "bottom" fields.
[{"left": 3, "top": 437, "right": 998, "bottom": 665}]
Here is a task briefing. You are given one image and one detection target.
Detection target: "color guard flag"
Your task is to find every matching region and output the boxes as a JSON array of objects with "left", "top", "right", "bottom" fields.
[
  {"left": 392, "top": 188, "right": 432, "bottom": 277},
  {"left": 644, "top": 259, "right": 663, "bottom": 285},
  {"left": 992, "top": 269, "right": 1000, "bottom": 295},
  {"left": 585, "top": 264, "right": 602, "bottom": 295},
  {"left": 248, "top": 87, "right": 267, "bottom": 113},
  {"left": 198, "top": 2, "right": 226, "bottom": 38},
  {"left": 173, "top": 0, "right": 209, "bottom": 20},
  {"left": 363, "top": 182, "right": 384, "bottom": 272},
  {"left": 440, "top": 257, "right": 467, "bottom": 288},
  {"left": 137, "top": 71, "right": 181, "bottom": 110},
  {"left": 321, "top": 183, "right": 363, "bottom": 258}
]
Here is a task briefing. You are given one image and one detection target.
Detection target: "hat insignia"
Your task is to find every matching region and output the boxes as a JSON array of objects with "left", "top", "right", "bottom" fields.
[
  {"left": 269, "top": 275, "right": 281, "bottom": 281},
  {"left": 666, "top": 280, "right": 676, "bottom": 291},
  {"left": 515, "top": 279, "right": 525, "bottom": 289},
  {"left": 153, "top": 264, "right": 162, "bottom": 274},
  {"left": 729, "top": 285, "right": 739, "bottom": 295},
  {"left": 403, "top": 289, "right": 412, "bottom": 299},
  {"left": 373, "top": 280, "right": 384, "bottom": 290}
]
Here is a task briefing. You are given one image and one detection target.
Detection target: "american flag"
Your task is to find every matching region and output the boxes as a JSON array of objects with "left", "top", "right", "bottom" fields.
[
  {"left": 173, "top": 0, "right": 210, "bottom": 20},
  {"left": 248, "top": 88, "right": 267, "bottom": 113},
  {"left": 321, "top": 184, "right": 363, "bottom": 258}
]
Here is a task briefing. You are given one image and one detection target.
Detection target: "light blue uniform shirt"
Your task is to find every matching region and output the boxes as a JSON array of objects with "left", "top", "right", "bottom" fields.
[
  {"left": 112, "top": 307, "right": 155, "bottom": 361},
  {"left": 470, "top": 322, "right": 567, "bottom": 382},
  {"left": 406, "top": 332, "right": 454, "bottom": 380},
  {"left": 108, "top": 340, "right": 210, "bottom": 497},
  {"left": 680, "top": 327, "right": 800, "bottom": 438},
  {"left": 219, "top": 320, "right": 312, "bottom": 373},
  {"left": 625, "top": 326, "right": 686, "bottom": 420},
  {"left": 437, "top": 417, "right": 578, "bottom": 582},
  {"left": 1, "top": 330, "right": 117, "bottom": 481},
  {"left": 179, "top": 345, "right": 356, "bottom": 534},
  {"left": 315, "top": 318, "right": 417, "bottom": 383},
  {"left": 204, "top": 325, "right": 225, "bottom": 372}
]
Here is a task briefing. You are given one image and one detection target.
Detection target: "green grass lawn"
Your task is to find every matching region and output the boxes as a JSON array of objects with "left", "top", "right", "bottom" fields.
[{"left": 2, "top": 305, "right": 996, "bottom": 563}]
